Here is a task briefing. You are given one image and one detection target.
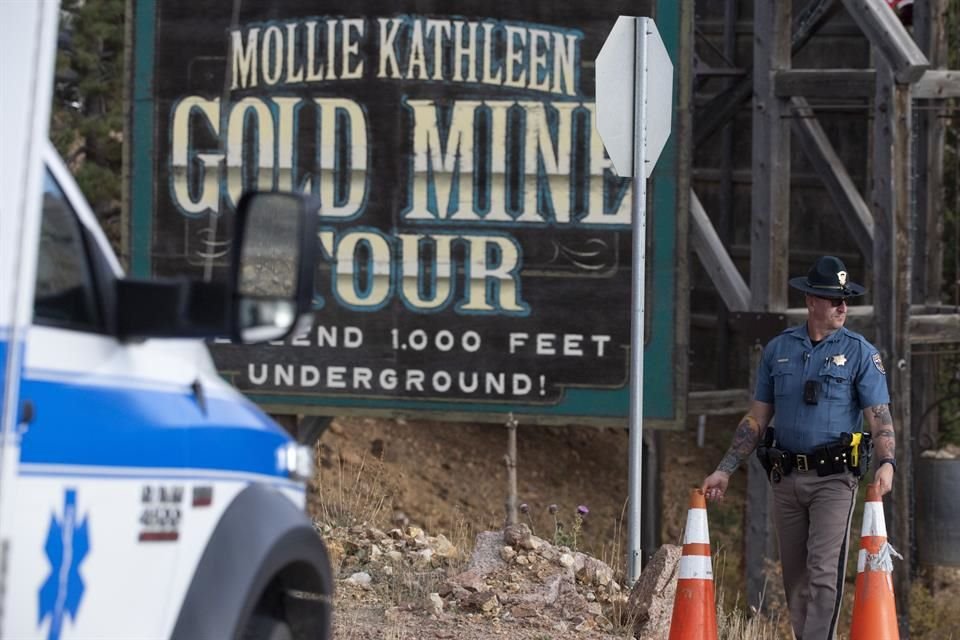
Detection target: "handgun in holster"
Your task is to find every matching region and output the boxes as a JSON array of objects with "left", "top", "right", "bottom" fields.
[
  {"left": 756, "top": 427, "right": 775, "bottom": 475},
  {"left": 756, "top": 427, "right": 792, "bottom": 481}
]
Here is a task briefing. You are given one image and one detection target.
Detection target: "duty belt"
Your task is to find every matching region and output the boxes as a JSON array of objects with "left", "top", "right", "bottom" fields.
[
  {"left": 792, "top": 450, "right": 848, "bottom": 473},
  {"left": 757, "top": 428, "right": 872, "bottom": 482}
]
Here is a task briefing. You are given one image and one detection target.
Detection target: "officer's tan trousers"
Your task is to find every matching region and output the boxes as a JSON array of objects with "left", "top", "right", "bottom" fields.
[{"left": 771, "top": 470, "right": 858, "bottom": 640}]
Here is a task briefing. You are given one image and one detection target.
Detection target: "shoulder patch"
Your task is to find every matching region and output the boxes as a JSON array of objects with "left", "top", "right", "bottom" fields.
[{"left": 872, "top": 352, "right": 886, "bottom": 374}]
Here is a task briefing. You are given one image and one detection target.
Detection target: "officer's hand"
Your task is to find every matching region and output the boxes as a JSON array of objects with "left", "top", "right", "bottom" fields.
[
  {"left": 701, "top": 471, "right": 730, "bottom": 502},
  {"left": 874, "top": 463, "right": 894, "bottom": 496}
]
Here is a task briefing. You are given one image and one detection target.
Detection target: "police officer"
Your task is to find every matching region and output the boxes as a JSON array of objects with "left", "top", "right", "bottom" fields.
[{"left": 701, "top": 255, "right": 897, "bottom": 640}]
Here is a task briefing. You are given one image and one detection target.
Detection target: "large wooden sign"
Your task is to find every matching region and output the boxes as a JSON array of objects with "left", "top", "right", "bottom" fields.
[{"left": 128, "top": 0, "right": 685, "bottom": 426}]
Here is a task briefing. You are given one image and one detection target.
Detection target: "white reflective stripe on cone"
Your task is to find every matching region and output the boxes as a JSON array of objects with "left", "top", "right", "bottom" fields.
[
  {"left": 683, "top": 508, "right": 710, "bottom": 544},
  {"left": 678, "top": 555, "right": 714, "bottom": 580},
  {"left": 860, "top": 502, "right": 887, "bottom": 537}
]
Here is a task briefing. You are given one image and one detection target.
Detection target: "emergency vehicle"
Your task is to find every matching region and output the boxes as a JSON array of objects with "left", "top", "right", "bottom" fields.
[{"left": 0, "top": 2, "right": 333, "bottom": 638}]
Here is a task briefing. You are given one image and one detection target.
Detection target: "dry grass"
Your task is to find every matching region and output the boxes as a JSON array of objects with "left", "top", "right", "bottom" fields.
[
  {"left": 909, "top": 566, "right": 960, "bottom": 640},
  {"left": 714, "top": 550, "right": 785, "bottom": 640},
  {"left": 311, "top": 447, "right": 471, "bottom": 609},
  {"left": 716, "top": 590, "right": 783, "bottom": 640},
  {"left": 311, "top": 448, "right": 389, "bottom": 529}
]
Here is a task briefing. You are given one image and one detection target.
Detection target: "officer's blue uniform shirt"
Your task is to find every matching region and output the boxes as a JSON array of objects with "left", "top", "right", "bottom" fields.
[{"left": 754, "top": 324, "right": 890, "bottom": 453}]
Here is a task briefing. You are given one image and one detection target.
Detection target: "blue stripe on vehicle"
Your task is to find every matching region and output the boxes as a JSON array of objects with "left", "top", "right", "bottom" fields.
[
  {"left": 18, "top": 465, "right": 304, "bottom": 493},
  {"left": 0, "top": 337, "right": 9, "bottom": 424},
  {"left": 20, "top": 376, "right": 291, "bottom": 478},
  {"left": 0, "top": 336, "right": 7, "bottom": 394}
]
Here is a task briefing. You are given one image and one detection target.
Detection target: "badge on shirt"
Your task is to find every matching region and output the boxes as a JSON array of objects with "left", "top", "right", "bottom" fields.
[
  {"left": 872, "top": 353, "right": 886, "bottom": 374},
  {"left": 832, "top": 354, "right": 847, "bottom": 366}
]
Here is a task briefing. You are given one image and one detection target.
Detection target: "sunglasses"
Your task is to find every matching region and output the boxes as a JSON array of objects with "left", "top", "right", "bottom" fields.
[{"left": 815, "top": 296, "right": 848, "bottom": 307}]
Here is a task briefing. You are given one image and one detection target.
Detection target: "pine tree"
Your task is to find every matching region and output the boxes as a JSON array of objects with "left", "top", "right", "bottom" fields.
[{"left": 51, "top": 0, "right": 125, "bottom": 249}]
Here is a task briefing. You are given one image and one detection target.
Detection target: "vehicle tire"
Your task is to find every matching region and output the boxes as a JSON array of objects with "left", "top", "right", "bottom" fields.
[{"left": 243, "top": 614, "right": 293, "bottom": 640}]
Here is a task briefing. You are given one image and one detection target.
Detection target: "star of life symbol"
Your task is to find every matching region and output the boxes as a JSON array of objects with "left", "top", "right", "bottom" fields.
[
  {"left": 837, "top": 271, "right": 847, "bottom": 286},
  {"left": 39, "top": 489, "right": 90, "bottom": 640},
  {"left": 832, "top": 354, "right": 847, "bottom": 366}
]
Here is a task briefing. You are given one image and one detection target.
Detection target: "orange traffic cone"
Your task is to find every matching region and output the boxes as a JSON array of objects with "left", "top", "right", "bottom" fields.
[
  {"left": 668, "top": 488, "right": 717, "bottom": 640},
  {"left": 849, "top": 483, "right": 902, "bottom": 640}
]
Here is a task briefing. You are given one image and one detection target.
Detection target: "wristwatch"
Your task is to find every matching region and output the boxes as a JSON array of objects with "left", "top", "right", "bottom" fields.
[{"left": 877, "top": 458, "right": 897, "bottom": 472}]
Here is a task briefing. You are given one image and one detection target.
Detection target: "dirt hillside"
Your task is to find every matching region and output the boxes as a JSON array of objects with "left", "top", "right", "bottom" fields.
[
  {"left": 310, "top": 416, "right": 731, "bottom": 563},
  {"left": 308, "top": 415, "right": 960, "bottom": 639},
  {"left": 307, "top": 414, "right": 756, "bottom": 638}
]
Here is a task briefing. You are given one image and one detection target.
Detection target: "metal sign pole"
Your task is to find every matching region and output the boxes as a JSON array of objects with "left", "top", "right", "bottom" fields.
[
  {"left": 626, "top": 19, "right": 649, "bottom": 586},
  {"left": 594, "top": 14, "right": 672, "bottom": 585}
]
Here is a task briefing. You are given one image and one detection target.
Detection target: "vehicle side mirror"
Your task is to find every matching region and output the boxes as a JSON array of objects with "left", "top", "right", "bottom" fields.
[{"left": 231, "top": 192, "right": 317, "bottom": 344}]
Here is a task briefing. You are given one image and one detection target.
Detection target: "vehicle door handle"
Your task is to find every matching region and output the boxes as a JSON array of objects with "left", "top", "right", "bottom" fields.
[
  {"left": 18, "top": 399, "right": 35, "bottom": 435},
  {"left": 191, "top": 380, "right": 207, "bottom": 415}
]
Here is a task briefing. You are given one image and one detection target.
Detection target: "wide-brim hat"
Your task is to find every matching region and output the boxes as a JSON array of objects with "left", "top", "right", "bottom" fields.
[{"left": 788, "top": 255, "right": 866, "bottom": 298}]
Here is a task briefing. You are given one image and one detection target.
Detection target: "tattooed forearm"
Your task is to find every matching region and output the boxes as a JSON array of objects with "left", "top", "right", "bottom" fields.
[
  {"left": 867, "top": 404, "right": 896, "bottom": 460},
  {"left": 870, "top": 404, "right": 893, "bottom": 426},
  {"left": 873, "top": 432, "right": 896, "bottom": 460},
  {"left": 716, "top": 415, "right": 762, "bottom": 474}
]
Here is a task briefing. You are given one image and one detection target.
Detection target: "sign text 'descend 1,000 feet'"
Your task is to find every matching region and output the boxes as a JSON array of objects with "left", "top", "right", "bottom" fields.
[{"left": 129, "top": 0, "right": 683, "bottom": 425}]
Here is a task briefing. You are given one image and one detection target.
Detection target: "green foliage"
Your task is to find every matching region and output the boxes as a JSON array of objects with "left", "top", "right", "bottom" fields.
[{"left": 51, "top": 0, "right": 125, "bottom": 239}]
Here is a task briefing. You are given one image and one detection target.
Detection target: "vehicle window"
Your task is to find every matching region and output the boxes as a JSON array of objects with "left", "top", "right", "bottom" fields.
[{"left": 33, "top": 170, "right": 102, "bottom": 330}]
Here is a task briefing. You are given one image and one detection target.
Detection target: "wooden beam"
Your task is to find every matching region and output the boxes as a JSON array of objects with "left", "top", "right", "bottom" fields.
[
  {"left": 711, "top": 0, "right": 739, "bottom": 389},
  {"left": 872, "top": 57, "right": 913, "bottom": 633},
  {"left": 790, "top": 96, "right": 875, "bottom": 261},
  {"left": 781, "top": 307, "right": 960, "bottom": 344},
  {"left": 746, "top": 0, "right": 792, "bottom": 618},
  {"left": 841, "top": 0, "right": 928, "bottom": 83},
  {"left": 775, "top": 69, "right": 875, "bottom": 97},
  {"left": 687, "top": 389, "right": 750, "bottom": 415},
  {"left": 690, "top": 190, "right": 750, "bottom": 312},
  {"left": 910, "top": 315, "right": 960, "bottom": 345},
  {"left": 774, "top": 68, "right": 960, "bottom": 99},
  {"left": 912, "top": 12, "right": 947, "bottom": 306},
  {"left": 693, "top": 167, "right": 843, "bottom": 187},
  {"left": 751, "top": 0, "right": 791, "bottom": 311},
  {"left": 694, "top": 307, "right": 960, "bottom": 345},
  {"left": 914, "top": 69, "right": 960, "bottom": 98},
  {"left": 911, "top": 0, "right": 947, "bottom": 475}
]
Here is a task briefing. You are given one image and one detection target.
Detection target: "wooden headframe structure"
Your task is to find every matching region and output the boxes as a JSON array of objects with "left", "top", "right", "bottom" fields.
[{"left": 686, "top": 0, "right": 959, "bottom": 629}]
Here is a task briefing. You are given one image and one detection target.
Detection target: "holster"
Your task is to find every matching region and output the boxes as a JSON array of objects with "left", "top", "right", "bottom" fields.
[
  {"left": 842, "top": 431, "right": 873, "bottom": 477},
  {"left": 756, "top": 428, "right": 792, "bottom": 481},
  {"left": 756, "top": 427, "right": 775, "bottom": 474},
  {"left": 767, "top": 447, "right": 794, "bottom": 478}
]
